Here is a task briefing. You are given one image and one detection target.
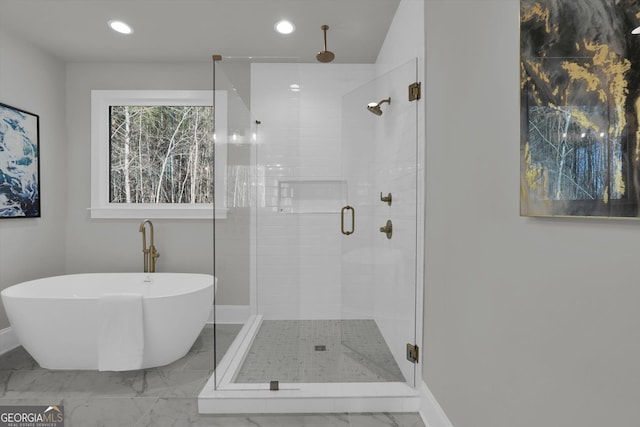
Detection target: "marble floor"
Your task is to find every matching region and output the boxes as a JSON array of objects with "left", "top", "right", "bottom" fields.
[{"left": 0, "top": 324, "right": 425, "bottom": 426}]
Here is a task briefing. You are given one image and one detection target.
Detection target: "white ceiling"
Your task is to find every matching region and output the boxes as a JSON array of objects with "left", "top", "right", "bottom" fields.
[{"left": 0, "top": 0, "right": 400, "bottom": 63}]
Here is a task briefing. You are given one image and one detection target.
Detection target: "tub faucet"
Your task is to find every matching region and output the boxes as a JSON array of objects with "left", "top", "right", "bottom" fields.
[{"left": 139, "top": 219, "right": 160, "bottom": 273}]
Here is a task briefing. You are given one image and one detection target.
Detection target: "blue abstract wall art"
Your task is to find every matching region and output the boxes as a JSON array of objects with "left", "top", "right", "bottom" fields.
[{"left": 0, "top": 103, "right": 40, "bottom": 218}]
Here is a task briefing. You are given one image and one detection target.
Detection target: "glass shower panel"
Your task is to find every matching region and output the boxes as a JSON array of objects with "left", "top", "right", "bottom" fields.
[
  {"left": 213, "top": 58, "right": 302, "bottom": 388},
  {"left": 212, "top": 59, "right": 258, "bottom": 389},
  {"left": 340, "top": 59, "right": 419, "bottom": 387}
]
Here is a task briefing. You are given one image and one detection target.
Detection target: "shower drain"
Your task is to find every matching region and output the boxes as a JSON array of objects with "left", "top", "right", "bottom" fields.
[{"left": 314, "top": 345, "right": 327, "bottom": 351}]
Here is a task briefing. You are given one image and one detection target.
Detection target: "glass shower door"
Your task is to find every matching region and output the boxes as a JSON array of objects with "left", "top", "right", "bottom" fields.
[{"left": 340, "top": 58, "right": 420, "bottom": 387}]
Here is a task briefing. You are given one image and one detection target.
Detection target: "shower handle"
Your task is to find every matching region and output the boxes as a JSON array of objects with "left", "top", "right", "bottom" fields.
[
  {"left": 380, "top": 219, "right": 393, "bottom": 239},
  {"left": 341, "top": 206, "right": 355, "bottom": 235}
]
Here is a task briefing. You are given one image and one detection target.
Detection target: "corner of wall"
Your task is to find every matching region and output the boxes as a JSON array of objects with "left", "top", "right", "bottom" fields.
[
  {"left": 375, "top": 0, "right": 425, "bottom": 76},
  {"left": 420, "top": 381, "right": 455, "bottom": 427}
]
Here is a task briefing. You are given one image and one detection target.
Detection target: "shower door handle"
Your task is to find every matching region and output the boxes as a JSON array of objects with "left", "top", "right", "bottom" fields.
[{"left": 341, "top": 205, "right": 355, "bottom": 235}]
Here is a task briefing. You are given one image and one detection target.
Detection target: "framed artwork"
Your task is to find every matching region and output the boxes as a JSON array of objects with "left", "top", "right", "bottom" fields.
[
  {"left": 520, "top": 0, "right": 640, "bottom": 218},
  {"left": 0, "top": 103, "right": 40, "bottom": 218}
]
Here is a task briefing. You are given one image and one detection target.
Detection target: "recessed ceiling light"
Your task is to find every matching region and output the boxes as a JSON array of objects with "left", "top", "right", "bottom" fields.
[
  {"left": 275, "top": 20, "right": 295, "bottom": 35},
  {"left": 633, "top": 25, "right": 640, "bottom": 35},
  {"left": 109, "top": 20, "right": 133, "bottom": 35}
]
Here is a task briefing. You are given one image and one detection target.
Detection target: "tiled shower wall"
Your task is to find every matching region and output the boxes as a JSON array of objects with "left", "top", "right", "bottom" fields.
[{"left": 251, "top": 63, "right": 375, "bottom": 319}]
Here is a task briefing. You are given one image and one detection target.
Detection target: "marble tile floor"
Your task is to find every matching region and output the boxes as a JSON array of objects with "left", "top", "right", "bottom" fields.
[{"left": 0, "top": 324, "right": 425, "bottom": 426}]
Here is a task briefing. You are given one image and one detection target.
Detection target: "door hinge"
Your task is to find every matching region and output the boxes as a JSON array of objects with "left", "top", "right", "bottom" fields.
[
  {"left": 408, "top": 82, "right": 421, "bottom": 101},
  {"left": 406, "top": 343, "right": 419, "bottom": 364}
]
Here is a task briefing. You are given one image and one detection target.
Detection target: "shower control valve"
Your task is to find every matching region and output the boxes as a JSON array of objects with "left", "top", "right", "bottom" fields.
[
  {"left": 380, "top": 192, "right": 392, "bottom": 206},
  {"left": 379, "top": 220, "right": 393, "bottom": 239}
]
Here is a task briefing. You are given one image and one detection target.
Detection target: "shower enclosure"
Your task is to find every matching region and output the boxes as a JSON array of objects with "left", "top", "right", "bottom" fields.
[{"left": 199, "top": 56, "right": 424, "bottom": 413}]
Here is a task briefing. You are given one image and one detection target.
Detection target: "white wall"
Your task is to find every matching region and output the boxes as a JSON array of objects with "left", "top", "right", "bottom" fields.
[
  {"left": 0, "top": 30, "right": 67, "bottom": 328},
  {"left": 425, "top": 1, "right": 640, "bottom": 427},
  {"left": 63, "top": 63, "right": 228, "bottom": 297},
  {"left": 376, "top": 0, "right": 425, "bottom": 76}
]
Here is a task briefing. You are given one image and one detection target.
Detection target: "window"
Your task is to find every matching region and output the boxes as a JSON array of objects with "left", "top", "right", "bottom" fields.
[{"left": 91, "top": 90, "right": 227, "bottom": 219}]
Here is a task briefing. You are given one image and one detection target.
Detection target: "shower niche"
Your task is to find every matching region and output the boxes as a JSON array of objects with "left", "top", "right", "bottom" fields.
[
  {"left": 201, "top": 56, "right": 424, "bottom": 414},
  {"left": 278, "top": 180, "right": 347, "bottom": 213}
]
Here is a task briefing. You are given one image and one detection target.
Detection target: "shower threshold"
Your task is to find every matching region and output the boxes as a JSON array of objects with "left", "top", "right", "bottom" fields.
[{"left": 197, "top": 315, "right": 421, "bottom": 414}]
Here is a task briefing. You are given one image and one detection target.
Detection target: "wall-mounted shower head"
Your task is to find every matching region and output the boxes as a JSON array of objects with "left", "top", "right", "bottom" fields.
[
  {"left": 316, "top": 25, "right": 335, "bottom": 63},
  {"left": 367, "top": 98, "right": 391, "bottom": 116}
]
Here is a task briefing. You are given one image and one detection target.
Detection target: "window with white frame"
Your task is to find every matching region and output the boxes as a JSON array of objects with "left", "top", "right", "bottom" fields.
[{"left": 90, "top": 90, "right": 227, "bottom": 219}]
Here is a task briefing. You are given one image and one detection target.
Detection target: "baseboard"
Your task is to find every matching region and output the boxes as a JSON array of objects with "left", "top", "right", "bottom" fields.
[
  {"left": 207, "top": 305, "right": 251, "bottom": 324},
  {"left": 419, "top": 381, "right": 454, "bottom": 427},
  {"left": 0, "top": 327, "right": 19, "bottom": 356}
]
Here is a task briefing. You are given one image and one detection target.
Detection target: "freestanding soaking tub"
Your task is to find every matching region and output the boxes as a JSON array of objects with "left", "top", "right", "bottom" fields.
[{"left": 0, "top": 273, "right": 215, "bottom": 370}]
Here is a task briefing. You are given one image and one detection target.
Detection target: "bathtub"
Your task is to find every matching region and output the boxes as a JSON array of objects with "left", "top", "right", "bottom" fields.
[{"left": 0, "top": 273, "right": 215, "bottom": 370}]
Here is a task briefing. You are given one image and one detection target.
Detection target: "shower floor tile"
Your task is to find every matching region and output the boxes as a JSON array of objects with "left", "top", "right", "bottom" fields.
[{"left": 233, "top": 319, "right": 405, "bottom": 383}]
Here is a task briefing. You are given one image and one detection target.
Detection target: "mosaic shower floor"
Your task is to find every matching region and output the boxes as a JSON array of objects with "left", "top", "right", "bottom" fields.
[{"left": 234, "top": 319, "right": 405, "bottom": 383}]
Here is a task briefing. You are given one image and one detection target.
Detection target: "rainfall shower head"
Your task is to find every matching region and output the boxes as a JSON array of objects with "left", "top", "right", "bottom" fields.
[
  {"left": 316, "top": 25, "right": 335, "bottom": 63},
  {"left": 367, "top": 98, "right": 391, "bottom": 116}
]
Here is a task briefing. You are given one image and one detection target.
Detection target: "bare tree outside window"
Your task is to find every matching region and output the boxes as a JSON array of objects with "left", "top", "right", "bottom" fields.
[{"left": 109, "top": 105, "right": 214, "bottom": 204}]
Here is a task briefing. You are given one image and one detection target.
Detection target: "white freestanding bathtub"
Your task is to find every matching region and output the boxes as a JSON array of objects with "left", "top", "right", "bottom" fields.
[{"left": 0, "top": 273, "right": 215, "bottom": 370}]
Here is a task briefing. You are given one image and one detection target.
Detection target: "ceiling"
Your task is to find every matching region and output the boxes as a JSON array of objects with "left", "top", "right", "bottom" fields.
[{"left": 0, "top": 0, "right": 400, "bottom": 63}]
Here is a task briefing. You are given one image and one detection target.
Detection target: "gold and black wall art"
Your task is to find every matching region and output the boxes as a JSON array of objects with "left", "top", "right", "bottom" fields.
[{"left": 521, "top": 0, "right": 640, "bottom": 217}]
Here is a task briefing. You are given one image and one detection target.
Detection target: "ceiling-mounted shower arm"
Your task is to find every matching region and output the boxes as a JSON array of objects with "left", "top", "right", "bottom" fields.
[
  {"left": 322, "top": 25, "right": 329, "bottom": 51},
  {"left": 316, "top": 25, "right": 335, "bottom": 63}
]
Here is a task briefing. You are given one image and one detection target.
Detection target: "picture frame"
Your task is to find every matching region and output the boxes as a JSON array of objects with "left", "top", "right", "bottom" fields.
[
  {"left": 520, "top": 0, "right": 640, "bottom": 218},
  {"left": 0, "top": 103, "right": 40, "bottom": 218}
]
